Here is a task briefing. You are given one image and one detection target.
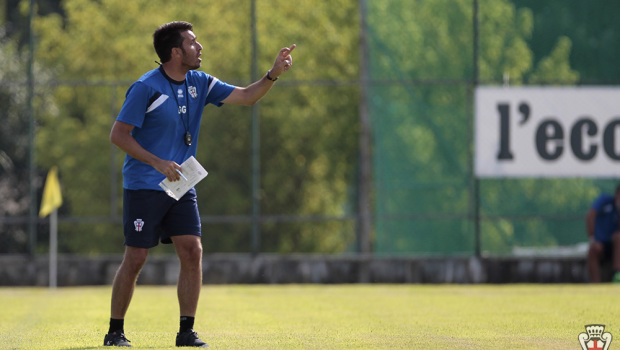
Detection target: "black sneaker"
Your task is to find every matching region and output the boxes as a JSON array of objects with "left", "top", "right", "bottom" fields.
[
  {"left": 103, "top": 331, "right": 132, "bottom": 347},
  {"left": 176, "top": 329, "right": 209, "bottom": 347}
]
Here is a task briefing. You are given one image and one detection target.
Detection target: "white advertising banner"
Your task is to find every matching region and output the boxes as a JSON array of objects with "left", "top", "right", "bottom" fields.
[{"left": 475, "top": 86, "right": 620, "bottom": 178}]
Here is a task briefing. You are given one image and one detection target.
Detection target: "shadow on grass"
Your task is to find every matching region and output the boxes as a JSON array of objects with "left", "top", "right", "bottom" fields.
[{"left": 61, "top": 348, "right": 171, "bottom": 350}]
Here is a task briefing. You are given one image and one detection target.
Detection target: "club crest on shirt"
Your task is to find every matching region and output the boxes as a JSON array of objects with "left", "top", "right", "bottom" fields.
[{"left": 188, "top": 86, "right": 198, "bottom": 99}]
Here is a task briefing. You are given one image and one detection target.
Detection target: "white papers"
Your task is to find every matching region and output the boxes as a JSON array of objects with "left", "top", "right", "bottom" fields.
[{"left": 159, "top": 156, "right": 208, "bottom": 200}]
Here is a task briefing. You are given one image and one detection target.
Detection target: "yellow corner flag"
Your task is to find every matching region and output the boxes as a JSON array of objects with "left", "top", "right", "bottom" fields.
[{"left": 39, "top": 166, "right": 63, "bottom": 218}]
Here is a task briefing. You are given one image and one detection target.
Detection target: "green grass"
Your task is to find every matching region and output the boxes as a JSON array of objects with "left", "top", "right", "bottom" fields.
[{"left": 0, "top": 284, "right": 619, "bottom": 349}]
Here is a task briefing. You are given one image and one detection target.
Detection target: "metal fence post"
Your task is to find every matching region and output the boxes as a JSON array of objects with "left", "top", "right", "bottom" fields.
[
  {"left": 250, "top": 0, "right": 261, "bottom": 256},
  {"left": 27, "top": 0, "right": 37, "bottom": 256},
  {"left": 472, "top": 0, "right": 481, "bottom": 257},
  {"left": 358, "top": 0, "right": 372, "bottom": 255}
]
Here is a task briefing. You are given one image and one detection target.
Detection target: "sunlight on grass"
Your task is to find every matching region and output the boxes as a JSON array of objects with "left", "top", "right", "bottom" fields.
[{"left": 0, "top": 285, "right": 618, "bottom": 349}]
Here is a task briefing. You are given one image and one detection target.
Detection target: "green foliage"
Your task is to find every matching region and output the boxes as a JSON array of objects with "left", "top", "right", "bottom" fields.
[
  {"left": 7, "top": 0, "right": 615, "bottom": 255},
  {"left": 0, "top": 34, "right": 32, "bottom": 253},
  {"left": 478, "top": 3, "right": 533, "bottom": 83},
  {"left": 529, "top": 36, "right": 580, "bottom": 84},
  {"left": 30, "top": 0, "right": 360, "bottom": 253},
  {"left": 365, "top": 0, "right": 598, "bottom": 254},
  {"left": 515, "top": 0, "right": 620, "bottom": 82},
  {"left": 0, "top": 23, "right": 61, "bottom": 252}
]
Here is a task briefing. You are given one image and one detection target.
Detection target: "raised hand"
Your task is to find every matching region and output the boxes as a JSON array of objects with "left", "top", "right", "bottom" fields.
[{"left": 269, "top": 44, "right": 296, "bottom": 78}]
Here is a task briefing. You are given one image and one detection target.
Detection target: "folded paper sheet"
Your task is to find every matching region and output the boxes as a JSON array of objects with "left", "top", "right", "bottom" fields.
[{"left": 159, "top": 156, "right": 208, "bottom": 200}]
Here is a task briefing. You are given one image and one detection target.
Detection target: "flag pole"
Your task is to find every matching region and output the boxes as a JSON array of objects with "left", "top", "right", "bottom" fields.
[
  {"left": 49, "top": 209, "right": 58, "bottom": 289},
  {"left": 39, "top": 166, "right": 62, "bottom": 289}
]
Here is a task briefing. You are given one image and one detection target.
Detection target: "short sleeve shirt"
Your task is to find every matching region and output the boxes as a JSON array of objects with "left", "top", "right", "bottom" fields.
[
  {"left": 117, "top": 67, "right": 235, "bottom": 190},
  {"left": 591, "top": 194, "right": 619, "bottom": 242}
]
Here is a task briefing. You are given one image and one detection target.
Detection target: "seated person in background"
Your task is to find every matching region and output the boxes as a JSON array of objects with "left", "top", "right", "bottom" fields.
[{"left": 586, "top": 185, "right": 620, "bottom": 283}]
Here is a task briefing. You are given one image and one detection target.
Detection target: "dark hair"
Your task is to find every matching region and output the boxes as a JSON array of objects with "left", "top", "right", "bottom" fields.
[{"left": 153, "top": 21, "right": 193, "bottom": 63}]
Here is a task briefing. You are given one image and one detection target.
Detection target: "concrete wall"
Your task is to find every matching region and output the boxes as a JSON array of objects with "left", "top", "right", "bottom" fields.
[{"left": 0, "top": 254, "right": 596, "bottom": 286}]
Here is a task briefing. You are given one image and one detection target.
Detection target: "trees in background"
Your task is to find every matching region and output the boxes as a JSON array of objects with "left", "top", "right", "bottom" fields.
[
  {"left": 30, "top": 0, "right": 360, "bottom": 253},
  {"left": 1, "top": 0, "right": 616, "bottom": 254}
]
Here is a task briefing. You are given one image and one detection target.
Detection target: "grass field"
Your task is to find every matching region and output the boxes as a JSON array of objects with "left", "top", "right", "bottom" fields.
[{"left": 0, "top": 284, "right": 618, "bottom": 349}]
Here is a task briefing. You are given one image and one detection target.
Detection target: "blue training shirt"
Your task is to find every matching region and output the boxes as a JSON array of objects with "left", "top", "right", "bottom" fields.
[
  {"left": 117, "top": 66, "right": 235, "bottom": 190},
  {"left": 591, "top": 194, "right": 619, "bottom": 242}
]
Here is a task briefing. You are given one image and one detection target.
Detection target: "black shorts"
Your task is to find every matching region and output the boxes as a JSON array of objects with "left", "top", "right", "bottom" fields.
[
  {"left": 601, "top": 241, "right": 614, "bottom": 262},
  {"left": 122, "top": 188, "right": 201, "bottom": 248}
]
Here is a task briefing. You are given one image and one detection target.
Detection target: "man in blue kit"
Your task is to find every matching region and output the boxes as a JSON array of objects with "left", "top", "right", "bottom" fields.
[
  {"left": 586, "top": 185, "right": 620, "bottom": 283},
  {"left": 104, "top": 21, "right": 295, "bottom": 347}
]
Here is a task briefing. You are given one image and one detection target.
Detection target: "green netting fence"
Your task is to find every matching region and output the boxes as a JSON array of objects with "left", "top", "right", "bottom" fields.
[
  {"left": 367, "top": 0, "right": 620, "bottom": 255},
  {"left": 2, "top": 0, "right": 620, "bottom": 256}
]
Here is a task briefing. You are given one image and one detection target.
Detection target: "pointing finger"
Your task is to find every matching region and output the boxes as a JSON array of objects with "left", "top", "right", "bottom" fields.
[{"left": 281, "top": 44, "right": 296, "bottom": 56}]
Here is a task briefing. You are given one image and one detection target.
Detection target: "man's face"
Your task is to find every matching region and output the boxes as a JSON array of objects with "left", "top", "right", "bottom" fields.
[{"left": 179, "top": 30, "right": 203, "bottom": 70}]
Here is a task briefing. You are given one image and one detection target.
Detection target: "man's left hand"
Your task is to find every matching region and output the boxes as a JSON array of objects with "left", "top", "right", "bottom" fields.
[{"left": 270, "top": 44, "right": 296, "bottom": 78}]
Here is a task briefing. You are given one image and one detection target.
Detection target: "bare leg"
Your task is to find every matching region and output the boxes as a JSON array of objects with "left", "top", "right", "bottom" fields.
[
  {"left": 111, "top": 246, "right": 149, "bottom": 319},
  {"left": 171, "top": 235, "right": 203, "bottom": 317},
  {"left": 588, "top": 242, "right": 602, "bottom": 283}
]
